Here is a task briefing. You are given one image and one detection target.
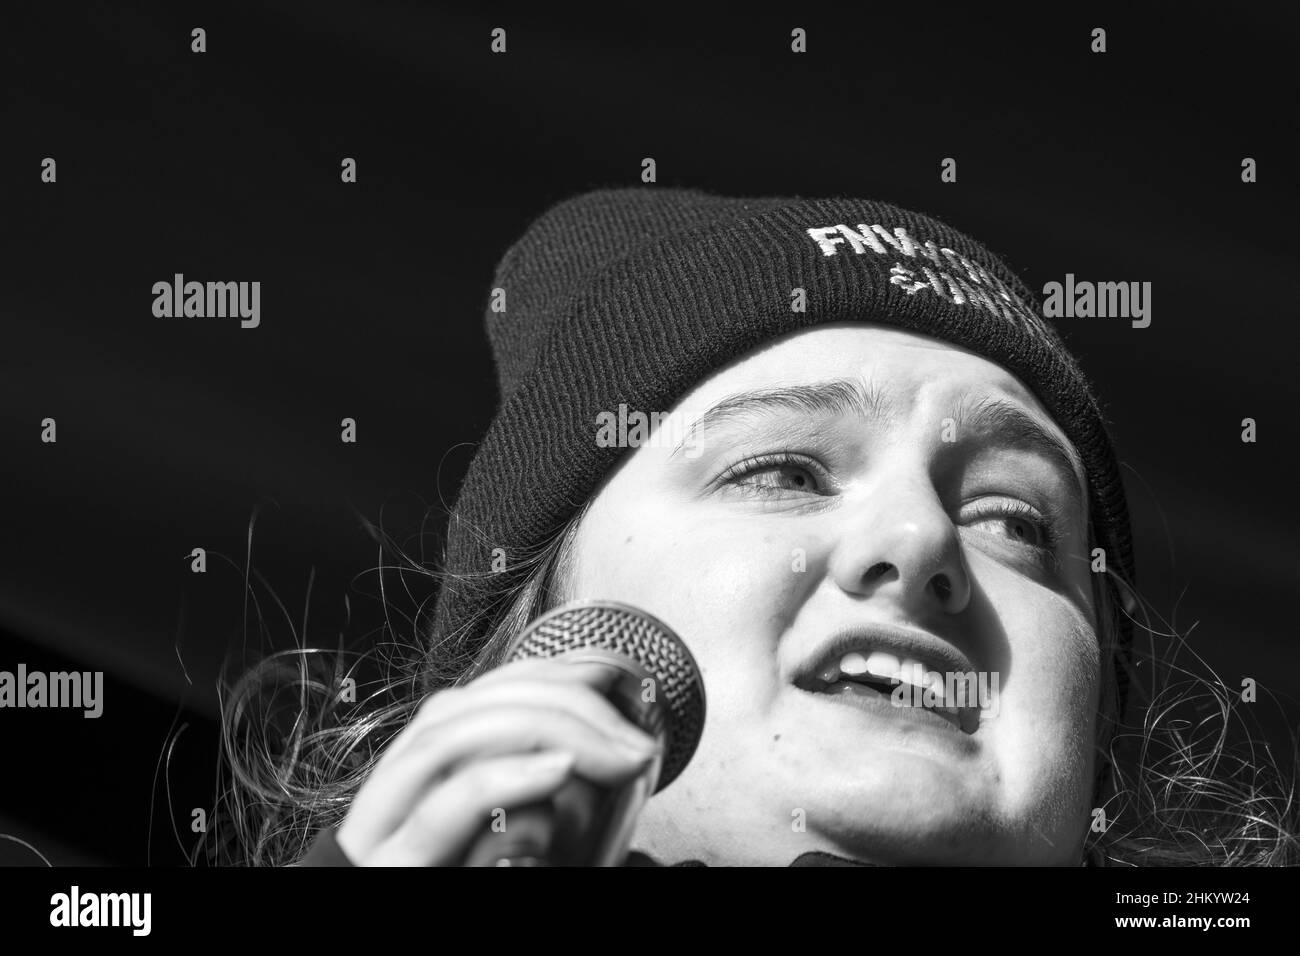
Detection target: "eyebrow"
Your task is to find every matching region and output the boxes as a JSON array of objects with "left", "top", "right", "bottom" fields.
[
  {"left": 949, "top": 390, "right": 1087, "bottom": 514},
  {"left": 671, "top": 377, "right": 1087, "bottom": 512},
  {"left": 671, "top": 378, "right": 896, "bottom": 457}
]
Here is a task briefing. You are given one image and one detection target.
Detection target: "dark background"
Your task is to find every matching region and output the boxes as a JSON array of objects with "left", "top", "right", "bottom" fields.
[{"left": 2, "top": 4, "right": 1297, "bottom": 865}]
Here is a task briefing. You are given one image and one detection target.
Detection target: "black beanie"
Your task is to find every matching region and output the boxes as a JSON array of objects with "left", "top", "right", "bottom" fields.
[{"left": 430, "top": 187, "right": 1136, "bottom": 711}]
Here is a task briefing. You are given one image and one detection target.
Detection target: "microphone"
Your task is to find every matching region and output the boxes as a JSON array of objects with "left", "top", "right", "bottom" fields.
[{"left": 462, "top": 600, "right": 706, "bottom": 866}]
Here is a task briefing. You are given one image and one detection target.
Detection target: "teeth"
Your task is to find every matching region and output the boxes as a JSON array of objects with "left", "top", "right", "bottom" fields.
[
  {"left": 922, "top": 669, "right": 948, "bottom": 706},
  {"left": 862, "top": 651, "right": 900, "bottom": 681},
  {"left": 838, "top": 652, "right": 870, "bottom": 678},
  {"left": 898, "top": 659, "right": 926, "bottom": 688},
  {"left": 829, "top": 651, "right": 953, "bottom": 707}
]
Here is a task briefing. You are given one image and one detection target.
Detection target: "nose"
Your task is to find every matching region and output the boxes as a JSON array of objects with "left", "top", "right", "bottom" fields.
[{"left": 828, "top": 469, "right": 971, "bottom": 618}]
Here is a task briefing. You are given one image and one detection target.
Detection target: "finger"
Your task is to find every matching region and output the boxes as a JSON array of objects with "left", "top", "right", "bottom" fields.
[
  {"left": 403, "top": 659, "right": 621, "bottom": 744},
  {"left": 459, "top": 657, "right": 624, "bottom": 693},
  {"left": 395, "top": 701, "right": 657, "bottom": 791},
  {"left": 343, "top": 704, "right": 657, "bottom": 851},
  {"left": 393, "top": 675, "right": 656, "bottom": 763},
  {"left": 365, "top": 750, "right": 575, "bottom": 866}
]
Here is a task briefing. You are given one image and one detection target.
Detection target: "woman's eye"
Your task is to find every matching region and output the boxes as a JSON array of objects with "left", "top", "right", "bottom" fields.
[
  {"left": 963, "top": 500, "right": 1055, "bottom": 551},
  {"left": 968, "top": 514, "right": 1044, "bottom": 547},
  {"left": 721, "top": 454, "right": 827, "bottom": 496}
]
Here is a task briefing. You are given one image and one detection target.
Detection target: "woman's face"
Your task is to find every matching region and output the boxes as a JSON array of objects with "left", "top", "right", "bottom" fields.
[{"left": 564, "top": 323, "right": 1101, "bottom": 865}]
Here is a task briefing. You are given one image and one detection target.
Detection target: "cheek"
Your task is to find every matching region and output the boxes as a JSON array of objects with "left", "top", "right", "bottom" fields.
[
  {"left": 569, "top": 504, "right": 806, "bottom": 707},
  {"left": 1008, "top": 604, "right": 1099, "bottom": 736},
  {"left": 991, "top": 591, "right": 1100, "bottom": 815}
]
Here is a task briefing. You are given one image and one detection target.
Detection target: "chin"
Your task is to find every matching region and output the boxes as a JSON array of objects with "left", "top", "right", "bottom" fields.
[
  {"left": 811, "top": 797, "right": 1089, "bottom": 866},
  {"left": 635, "top": 784, "right": 1076, "bottom": 865},
  {"left": 805, "top": 803, "right": 983, "bottom": 865},
  {"left": 782, "top": 757, "right": 1025, "bottom": 865}
]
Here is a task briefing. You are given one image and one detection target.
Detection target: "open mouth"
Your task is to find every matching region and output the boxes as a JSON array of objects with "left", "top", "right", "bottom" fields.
[{"left": 796, "top": 642, "right": 985, "bottom": 736}]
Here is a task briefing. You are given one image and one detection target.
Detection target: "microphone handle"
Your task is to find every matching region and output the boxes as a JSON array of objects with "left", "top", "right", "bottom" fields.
[
  {"left": 461, "top": 652, "right": 669, "bottom": 866},
  {"left": 462, "top": 757, "right": 660, "bottom": 866},
  {"left": 461, "top": 799, "right": 554, "bottom": 866}
]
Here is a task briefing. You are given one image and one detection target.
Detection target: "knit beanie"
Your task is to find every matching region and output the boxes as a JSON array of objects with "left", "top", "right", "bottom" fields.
[{"left": 430, "top": 187, "right": 1137, "bottom": 714}]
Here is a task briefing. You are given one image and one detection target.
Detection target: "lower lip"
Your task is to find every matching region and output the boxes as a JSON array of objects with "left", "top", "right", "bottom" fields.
[{"left": 801, "top": 681, "right": 978, "bottom": 744}]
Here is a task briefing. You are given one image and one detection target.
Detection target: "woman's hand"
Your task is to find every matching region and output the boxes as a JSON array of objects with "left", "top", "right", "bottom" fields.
[{"left": 334, "top": 657, "right": 661, "bottom": 865}]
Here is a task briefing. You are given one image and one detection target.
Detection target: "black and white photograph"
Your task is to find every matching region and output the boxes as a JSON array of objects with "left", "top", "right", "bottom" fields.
[{"left": 2, "top": 2, "right": 1297, "bottom": 938}]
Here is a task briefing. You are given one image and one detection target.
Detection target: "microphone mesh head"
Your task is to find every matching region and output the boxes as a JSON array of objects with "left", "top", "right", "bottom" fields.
[{"left": 507, "top": 600, "right": 705, "bottom": 790}]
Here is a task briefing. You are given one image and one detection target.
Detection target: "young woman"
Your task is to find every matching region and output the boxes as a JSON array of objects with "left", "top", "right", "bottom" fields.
[{"left": 214, "top": 188, "right": 1297, "bottom": 866}]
